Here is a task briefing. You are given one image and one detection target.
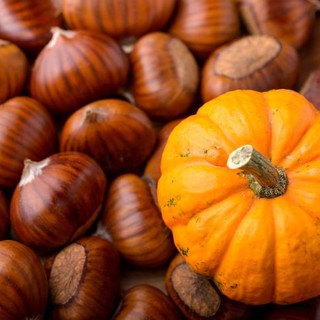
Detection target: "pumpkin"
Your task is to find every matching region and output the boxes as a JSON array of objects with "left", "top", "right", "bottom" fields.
[{"left": 157, "top": 89, "right": 320, "bottom": 305}]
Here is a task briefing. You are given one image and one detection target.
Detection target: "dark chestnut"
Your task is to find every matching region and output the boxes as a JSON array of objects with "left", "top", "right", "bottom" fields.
[{"left": 10, "top": 151, "right": 107, "bottom": 253}]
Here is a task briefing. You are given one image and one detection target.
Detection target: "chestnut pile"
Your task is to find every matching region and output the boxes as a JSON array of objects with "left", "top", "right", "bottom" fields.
[{"left": 0, "top": 0, "right": 320, "bottom": 319}]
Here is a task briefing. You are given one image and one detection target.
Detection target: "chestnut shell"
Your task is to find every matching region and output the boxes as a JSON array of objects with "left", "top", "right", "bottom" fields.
[
  {"left": 60, "top": 99, "right": 156, "bottom": 177},
  {"left": 10, "top": 151, "right": 107, "bottom": 253}
]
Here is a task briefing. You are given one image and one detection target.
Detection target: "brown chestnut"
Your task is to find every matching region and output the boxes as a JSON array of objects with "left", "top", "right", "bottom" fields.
[
  {"left": 168, "top": 0, "right": 240, "bottom": 61},
  {"left": 237, "top": 0, "right": 319, "bottom": 50},
  {"left": 97, "top": 173, "right": 177, "bottom": 267},
  {"left": 201, "top": 35, "right": 300, "bottom": 102},
  {"left": 59, "top": 99, "right": 156, "bottom": 177},
  {"left": 0, "top": 39, "right": 29, "bottom": 104},
  {"left": 165, "top": 254, "right": 252, "bottom": 319},
  {"left": 0, "top": 0, "right": 63, "bottom": 54},
  {"left": 45, "top": 236, "right": 121, "bottom": 320},
  {"left": 113, "top": 284, "right": 183, "bottom": 319},
  {"left": 30, "top": 27, "right": 130, "bottom": 118},
  {"left": 0, "top": 96, "right": 58, "bottom": 190},
  {"left": 0, "top": 239, "right": 48, "bottom": 319},
  {"left": 10, "top": 151, "right": 107, "bottom": 253},
  {"left": 130, "top": 32, "right": 200, "bottom": 121},
  {"left": 62, "top": 0, "right": 177, "bottom": 43},
  {"left": 300, "top": 67, "right": 320, "bottom": 110}
]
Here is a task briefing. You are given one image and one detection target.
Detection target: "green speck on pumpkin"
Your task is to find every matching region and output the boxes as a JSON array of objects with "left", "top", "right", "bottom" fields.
[{"left": 179, "top": 247, "right": 189, "bottom": 256}]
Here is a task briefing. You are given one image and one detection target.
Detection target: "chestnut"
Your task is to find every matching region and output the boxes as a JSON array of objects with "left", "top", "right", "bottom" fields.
[
  {"left": 0, "top": 39, "right": 29, "bottom": 104},
  {"left": 96, "top": 173, "right": 177, "bottom": 268},
  {"left": 10, "top": 151, "right": 107, "bottom": 253},
  {"left": 59, "top": 99, "right": 156, "bottom": 177},
  {"left": 201, "top": 35, "right": 300, "bottom": 102},
  {"left": 30, "top": 27, "right": 130, "bottom": 118},
  {"left": 237, "top": 0, "right": 318, "bottom": 50},
  {"left": 168, "top": 0, "right": 240, "bottom": 61},
  {"left": 129, "top": 32, "right": 200, "bottom": 121},
  {"left": 0, "top": 0, "right": 63, "bottom": 55},
  {"left": 300, "top": 67, "right": 320, "bottom": 110},
  {"left": 45, "top": 236, "right": 121, "bottom": 319},
  {"left": 165, "top": 254, "right": 252, "bottom": 319},
  {"left": 62, "top": 0, "right": 177, "bottom": 44},
  {"left": 0, "top": 239, "right": 48, "bottom": 319},
  {"left": 113, "top": 284, "right": 183, "bottom": 319},
  {"left": 0, "top": 96, "right": 58, "bottom": 190}
]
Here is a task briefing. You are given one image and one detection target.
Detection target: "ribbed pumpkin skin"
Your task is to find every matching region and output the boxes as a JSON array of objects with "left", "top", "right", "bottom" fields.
[{"left": 157, "top": 89, "right": 320, "bottom": 305}]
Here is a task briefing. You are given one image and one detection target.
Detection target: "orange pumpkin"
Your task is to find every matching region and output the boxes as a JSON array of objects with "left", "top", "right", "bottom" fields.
[{"left": 157, "top": 89, "right": 320, "bottom": 305}]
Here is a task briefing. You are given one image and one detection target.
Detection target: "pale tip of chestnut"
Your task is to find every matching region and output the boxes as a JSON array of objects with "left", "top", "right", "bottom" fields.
[
  {"left": 47, "top": 27, "right": 75, "bottom": 48},
  {"left": 19, "top": 158, "right": 50, "bottom": 187},
  {"left": 93, "top": 221, "right": 113, "bottom": 243},
  {"left": 120, "top": 36, "right": 137, "bottom": 54}
]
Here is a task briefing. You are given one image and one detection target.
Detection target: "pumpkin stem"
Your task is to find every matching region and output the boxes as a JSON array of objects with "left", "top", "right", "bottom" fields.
[{"left": 227, "top": 145, "right": 288, "bottom": 198}]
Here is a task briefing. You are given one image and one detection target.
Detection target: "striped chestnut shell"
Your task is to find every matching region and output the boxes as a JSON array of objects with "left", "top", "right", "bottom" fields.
[
  {"left": 61, "top": 0, "right": 177, "bottom": 43},
  {"left": 59, "top": 99, "right": 156, "bottom": 177},
  {"left": 10, "top": 152, "right": 107, "bottom": 253},
  {"left": 45, "top": 236, "right": 120, "bottom": 320},
  {"left": 0, "top": 240, "right": 48, "bottom": 319},
  {"left": 0, "top": 40, "right": 29, "bottom": 104},
  {"left": 237, "top": 0, "right": 318, "bottom": 50},
  {"left": 168, "top": 0, "right": 240, "bottom": 61},
  {"left": 0, "top": 0, "right": 63, "bottom": 54},
  {"left": 97, "top": 173, "right": 176, "bottom": 268},
  {"left": 201, "top": 35, "right": 300, "bottom": 102},
  {"left": 130, "top": 32, "right": 199, "bottom": 120},
  {"left": 0, "top": 96, "right": 58, "bottom": 190},
  {"left": 30, "top": 27, "right": 130, "bottom": 118}
]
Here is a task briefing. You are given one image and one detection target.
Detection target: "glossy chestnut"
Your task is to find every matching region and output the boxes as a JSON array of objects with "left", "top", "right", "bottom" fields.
[
  {"left": 0, "top": 96, "right": 58, "bottom": 190},
  {"left": 60, "top": 99, "right": 156, "bottom": 177},
  {"left": 0, "top": 39, "right": 29, "bottom": 104},
  {"left": 0, "top": 0, "right": 63, "bottom": 54},
  {"left": 97, "top": 173, "right": 177, "bottom": 267},
  {"left": 62, "top": 0, "right": 177, "bottom": 44},
  {"left": 0, "top": 239, "right": 48, "bottom": 319},
  {"left": 113, "top": 284, "right": 182, "bottom": 319},
  {"left": 45, "top": 236, "right": 121, "bottom": 320},
  {"left": 10, "top": 151, "right": 107, "bottom": 253},
  {"left": 168, "top": 0, "right": 240, "bottom": 61},
  {"left": 30, "top": 27, "right": 130, "bottom": 118},
  {"left": 130, "top": 32, "right": 200, "bottom": 121},
  {"left": 237, "top": 0, "right": 319, "bottom": 49}
]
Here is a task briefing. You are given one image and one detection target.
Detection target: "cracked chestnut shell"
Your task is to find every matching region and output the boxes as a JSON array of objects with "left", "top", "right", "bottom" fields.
[
  {"left": 45, "top": 236, "right": 121, "bottom": 320},
  {"left": 97, "top": 173, "right": 176, "bottom": 267},
  {"left": 113, "top": 284, "right": 182, "bottom": 319},
  {"left": 165, "top": 254, "right": 252, "bottom": 320},
  {"left": 0, "top": 240, "right": 48, "bottom": 319},
  {"left": 10, "top": 151, "right": 107, "bottom": 253}
]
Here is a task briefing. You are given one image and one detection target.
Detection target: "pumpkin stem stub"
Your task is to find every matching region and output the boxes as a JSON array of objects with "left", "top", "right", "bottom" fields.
[{"left": 227, "top": 145, "right": 288, "bottom": 198}]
